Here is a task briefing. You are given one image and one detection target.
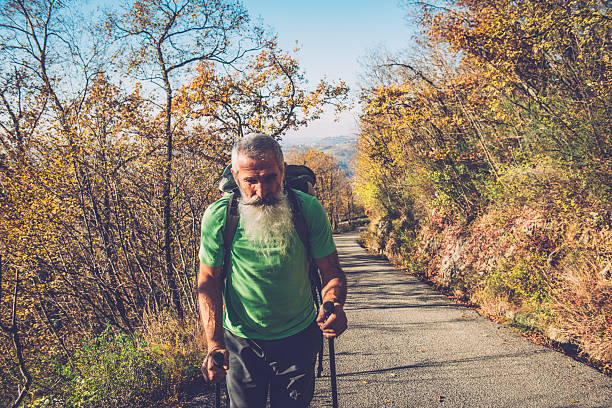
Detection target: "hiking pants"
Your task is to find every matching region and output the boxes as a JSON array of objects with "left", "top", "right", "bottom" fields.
[{"left": 223, "top": 320, "right": 322, "bottom": 408}]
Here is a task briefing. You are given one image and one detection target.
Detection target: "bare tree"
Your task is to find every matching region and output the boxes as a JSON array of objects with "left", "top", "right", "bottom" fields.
[
  {"left": 0, "top": 256, "right": 32, "bottom": 408},
  {"left": 108, "top": 0, "right": 263, "bottom": 319}
]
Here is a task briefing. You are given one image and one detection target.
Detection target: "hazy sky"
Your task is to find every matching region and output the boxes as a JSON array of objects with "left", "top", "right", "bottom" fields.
[{"left": 243, "top": 1, "right": 416, "bottom": 141}]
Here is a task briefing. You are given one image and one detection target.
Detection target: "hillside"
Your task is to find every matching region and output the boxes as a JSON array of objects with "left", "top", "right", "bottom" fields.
[
  {"left": 281, "top": 134, "right": 357, "bottom": 176},
  {"left": 354, "top": 0, "right": 611, "bottom": 372}
]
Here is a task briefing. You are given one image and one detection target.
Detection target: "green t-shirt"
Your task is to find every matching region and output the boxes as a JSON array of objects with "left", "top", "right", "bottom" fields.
[{"left": 198, "top": 189, "right": 336, "bottom": 340}]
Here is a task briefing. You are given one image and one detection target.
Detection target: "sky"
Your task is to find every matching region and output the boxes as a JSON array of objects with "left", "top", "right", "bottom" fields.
[{"left": 242, "top": 1, "right": 417, "bottom": 142}]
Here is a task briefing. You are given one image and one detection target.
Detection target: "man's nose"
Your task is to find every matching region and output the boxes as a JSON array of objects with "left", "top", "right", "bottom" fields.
[
  {"left": 255, "top": 182, "right": 266, "bottom": 197},
  {"left": 258, "top": 182, "right": 274, "bottom": 198}
]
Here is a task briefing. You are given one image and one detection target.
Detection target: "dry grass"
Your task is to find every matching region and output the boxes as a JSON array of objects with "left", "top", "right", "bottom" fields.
[
  {"left": 143, "top": 312, "right": 205, "bottom": 353},
  {"left": 552, "top": 233, "right": 612, "bottom": 365},
  {"left": 141, "top": 311, "right": 206, "bottom": 385}
]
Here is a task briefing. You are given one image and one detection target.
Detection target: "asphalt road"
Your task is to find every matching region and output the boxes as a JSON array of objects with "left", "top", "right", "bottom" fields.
[{"left": 311, "top": 231, "right": 611, "bottom": 408}]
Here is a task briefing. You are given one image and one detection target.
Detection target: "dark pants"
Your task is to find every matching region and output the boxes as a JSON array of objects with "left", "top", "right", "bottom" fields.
[{"left": 224, "top": 320, "right": 322, "bottom": 408}]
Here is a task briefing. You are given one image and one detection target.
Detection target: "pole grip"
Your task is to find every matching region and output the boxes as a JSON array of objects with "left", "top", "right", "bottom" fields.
[
  {"left": 212, "top": 351, "right": 224, "bottom": 408},
  {"left": 212, "top": 351, "right": 224, "bottom": 368},
  {"left": 323, "top": 301, "right": 335, "bottom": 319}
]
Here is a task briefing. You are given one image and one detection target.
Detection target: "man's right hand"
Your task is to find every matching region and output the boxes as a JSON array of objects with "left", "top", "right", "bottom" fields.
[{"left": 201, "top": 348, "right": 229, "bottom": 383}]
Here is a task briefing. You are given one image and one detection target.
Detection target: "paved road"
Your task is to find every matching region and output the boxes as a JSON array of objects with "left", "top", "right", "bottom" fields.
[{"left": 311, "top": 231, "right": 611, "bottom": 408}]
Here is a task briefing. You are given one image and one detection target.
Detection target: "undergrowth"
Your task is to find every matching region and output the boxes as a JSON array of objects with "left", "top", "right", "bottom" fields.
[{"left": 20, "top": 315, "right": 205, "bottom": 408}]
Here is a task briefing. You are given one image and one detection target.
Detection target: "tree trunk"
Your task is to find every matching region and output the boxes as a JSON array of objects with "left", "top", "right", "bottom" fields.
[{"left": 161, "top": 68, "right": 183, "bottom": 321}]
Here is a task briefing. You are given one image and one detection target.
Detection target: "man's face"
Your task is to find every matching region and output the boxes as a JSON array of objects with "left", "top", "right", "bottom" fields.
[{"left": 231, "top": 152, "right": 285, "bottom": 202}]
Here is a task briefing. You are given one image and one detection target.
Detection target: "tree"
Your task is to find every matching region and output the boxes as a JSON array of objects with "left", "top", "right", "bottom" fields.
[
  {"left": 0, "top": 1, "right": 349, "bottom": 403},
  {"left": 358, "top": 45, "right": 495, "bottom": 220},
  {"left": 285, "top": 148, "right": 357, "bottom": 230},
  {"left": 412, "top": 0, "right": 611, "bottom": 174},
  {"left": 175, "top": 40, "right": 349, "bottom": 138},
  {"left": 0, "top": 1, "right": 100, "bottom": 402},
  {"left": 107, "top": 0, "right": 263, "bottom": 319}
]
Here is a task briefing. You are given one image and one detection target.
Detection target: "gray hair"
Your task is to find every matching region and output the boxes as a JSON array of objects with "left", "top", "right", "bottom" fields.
[{"left": 231, "top": 133, "right": 284, "bottom": 173}]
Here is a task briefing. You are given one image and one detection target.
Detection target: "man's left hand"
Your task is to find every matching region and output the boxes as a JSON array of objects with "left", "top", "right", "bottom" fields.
[{"left": 316, "top": 302, "right": 347, "bottom": 339}]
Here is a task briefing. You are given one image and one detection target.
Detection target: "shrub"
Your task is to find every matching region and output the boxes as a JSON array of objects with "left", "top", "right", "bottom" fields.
[
  {"left": 41, "top": 327, "right": 167, "bottom": 407},
  {"left": 552, "top": 236, "right": 612, "bottom": 366},
  {"left": 26, "top": 315, "right": 205, "bottom": 408}
]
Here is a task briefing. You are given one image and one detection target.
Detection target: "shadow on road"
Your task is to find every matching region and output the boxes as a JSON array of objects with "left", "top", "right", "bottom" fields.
[{"left": 336, "top": 349, "right": 552, "bottom": 378}]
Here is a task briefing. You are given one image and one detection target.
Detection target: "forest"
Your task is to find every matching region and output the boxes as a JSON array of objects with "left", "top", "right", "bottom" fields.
[
  {"left": 0, "top": 1, "right": 351, "bottom": 406},
  {"left": 356, "top": 0, "right": 610, "bottom": 374}
]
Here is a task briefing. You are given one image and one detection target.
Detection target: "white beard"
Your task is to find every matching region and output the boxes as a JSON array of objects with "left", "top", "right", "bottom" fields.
[{"left": 238, "top": 189, "right": 294, "bottom": 257}]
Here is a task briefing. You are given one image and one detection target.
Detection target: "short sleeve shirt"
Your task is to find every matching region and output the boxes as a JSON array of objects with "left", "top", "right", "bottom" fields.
[{"left": 199, "top": 189, "right": 336, "bottom": 340}]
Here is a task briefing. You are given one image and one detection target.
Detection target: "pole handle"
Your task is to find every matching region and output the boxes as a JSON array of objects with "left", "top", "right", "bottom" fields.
[
  {"left": 212, "top": 351, "right": 224, "bottom": 368},
  {"left": 211, "top": 351, "right": 224, "bottom": 408},
  {"left": 323, "top": 301, "right": 335, "bottom": 320}
]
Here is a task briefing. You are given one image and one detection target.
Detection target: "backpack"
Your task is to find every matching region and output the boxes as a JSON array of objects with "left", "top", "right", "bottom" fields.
[
  {"left": 219, "top": 163, "right": 326, "bottom": 377},
  {"left": 218, "top": 163, "right": 316, "bottom": 195}
]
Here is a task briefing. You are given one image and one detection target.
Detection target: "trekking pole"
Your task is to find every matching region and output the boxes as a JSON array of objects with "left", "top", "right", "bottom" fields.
[
  {"left": 323, "top": 301, "right": 338, "bottom": 408},
  {"left": 314, "top": 288, "right": 324, "bottom": 378},
  {"left": 212, "top": 351, "right": 225, "bottom": 408},
  {"left": 317, "top": 337, "right": 324, "bottom": 377}
]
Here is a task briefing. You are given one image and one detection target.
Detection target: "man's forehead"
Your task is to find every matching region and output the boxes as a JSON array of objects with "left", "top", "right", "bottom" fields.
[{"left": 235, "top": 152, "right": 282, "bottom": 173}]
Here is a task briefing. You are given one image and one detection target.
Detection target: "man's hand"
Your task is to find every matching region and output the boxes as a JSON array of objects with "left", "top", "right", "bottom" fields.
[
  {"left": 315, "top": 250, "right": 348, "bottom": 338},
  {"left": 316, "top": 302, "right": 347, "bottom": 339},
  {"left": 201, "top": 348, "right": 229, "bottom": 383}
]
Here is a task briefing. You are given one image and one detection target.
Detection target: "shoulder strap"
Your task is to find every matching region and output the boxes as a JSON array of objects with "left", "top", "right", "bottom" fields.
[
  {"left": 286, "top": 188, "right": 322, "bottom": 303},
  {"left": 222, "top": 191, "right": 239, "bottom": 278},
  {"left": 286, "top": 188, "right": 311, "bottom": 259}
]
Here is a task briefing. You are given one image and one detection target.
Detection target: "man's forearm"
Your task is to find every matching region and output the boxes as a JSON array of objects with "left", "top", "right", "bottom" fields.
[
  {"left": 316, "top": 250, "right": 348, "bottom": 338},
  {"left": 317, "top": 250, "right": 347, "bottom": 306},
  {"left": 197, "top": 263, "right": 225, "bottom": 352},
  {"left": 321, "top": 276, "right": 347, "bottom": 305}
]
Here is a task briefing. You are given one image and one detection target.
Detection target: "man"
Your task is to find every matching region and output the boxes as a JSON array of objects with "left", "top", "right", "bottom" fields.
[{"left": 197, "top": 133, "right": 348, "bottom": 408}]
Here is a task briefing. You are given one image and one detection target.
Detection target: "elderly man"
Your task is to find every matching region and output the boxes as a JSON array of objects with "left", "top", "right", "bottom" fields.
[{"left": 197, "top": 133, "right": 348, "bottom": 408}]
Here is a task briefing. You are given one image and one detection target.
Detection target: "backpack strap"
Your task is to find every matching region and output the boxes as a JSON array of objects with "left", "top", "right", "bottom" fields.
[
  {"left": 286, "top": 188, "right": 326, "bottom": 378},
  {"left": 286, "top": 188, "right": 323, "bottom": 302},
  {"left": 222, "top": 191, "right": 240, "bottom": 278}
]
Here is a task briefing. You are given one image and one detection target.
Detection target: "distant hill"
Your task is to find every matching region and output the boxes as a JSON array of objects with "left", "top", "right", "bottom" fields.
[{"left": 281, "top": 134, "right": 358, "bottom": 176}]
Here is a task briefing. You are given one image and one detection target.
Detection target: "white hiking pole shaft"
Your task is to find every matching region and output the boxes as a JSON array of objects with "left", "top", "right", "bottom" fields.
[{"left": 323, "top": 301, "right": 339, "bottom": 408}]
